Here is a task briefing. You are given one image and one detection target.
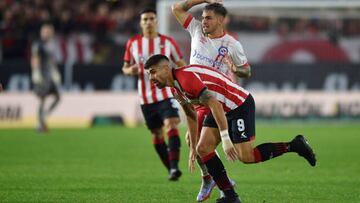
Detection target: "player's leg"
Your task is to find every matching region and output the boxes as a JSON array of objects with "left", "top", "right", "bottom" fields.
[
  {"left": 197, "top": 127, "right": 241, "bottom": 203},
  {"left": 161, "top": 99, "right": 182, "bottom": 180},
  {"left": 192, "top": 108, "right": 217, "bottom": 202},
  {"left": 141, "top": 104, "right": 170, "bottom": 172},
  {"left": 47, "top": 83, "right": 61, "bottom": 115},
  {"left": 232, "top": 94, "right": 316, "bottom": 166},
  {"left": 37, "top": 96, "right": 47, "bottom": 132}
]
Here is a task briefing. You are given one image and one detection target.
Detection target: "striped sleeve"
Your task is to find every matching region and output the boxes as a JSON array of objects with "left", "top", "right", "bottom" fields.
[
  {"left": 123, "top": 37, "right": 134, "bottom": 62},
  {"left": 168, "top": 37, "right": 183, "bottom": 63}
]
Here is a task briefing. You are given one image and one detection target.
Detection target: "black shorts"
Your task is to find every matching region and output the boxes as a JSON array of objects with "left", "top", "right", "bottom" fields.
[
  {"left": 34, "top": 81, "right": 60, "bottom": 98},
  {"left": 141, "top": 98, "right": 179, "bottom": 130},
  {"left": 203, "top": 94, "right": 255, "bottom": 143}
]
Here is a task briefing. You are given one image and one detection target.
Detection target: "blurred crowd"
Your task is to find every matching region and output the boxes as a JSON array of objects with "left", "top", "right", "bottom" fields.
[{"left": 0, "top": 0, "right": 155, "bottom": 63}]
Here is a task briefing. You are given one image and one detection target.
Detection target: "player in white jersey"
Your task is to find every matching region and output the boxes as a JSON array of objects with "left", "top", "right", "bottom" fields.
[
  {"left": 172, "top": 1, "right": 250, "bottom": 201},
  {"left": 122, "top": 8, "right": 186, "bottom": 181}
]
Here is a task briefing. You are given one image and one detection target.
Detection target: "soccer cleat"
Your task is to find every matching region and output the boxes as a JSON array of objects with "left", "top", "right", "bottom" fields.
[
  {"left": 196, "top": 178, "right": 217, "bottom": 202},
  {"left": 290, "top": 135, "right": 316, "bottom": 166},
  {"left": 168, "top": 169, "right": 182, "bottom": 181},
  {"left": 216, "top": 194, "right": 241, "bottom": 203},
  {"left": 219, "top": 179, "right": 236, "bottom": 199}
]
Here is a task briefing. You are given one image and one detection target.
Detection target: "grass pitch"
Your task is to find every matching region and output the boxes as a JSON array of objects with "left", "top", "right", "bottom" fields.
[{"left": 0, "top": 123, "right": 359, "bottom": 203}]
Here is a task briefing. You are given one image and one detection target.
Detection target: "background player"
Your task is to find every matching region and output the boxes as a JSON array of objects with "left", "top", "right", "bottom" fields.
[
  {"left": 144, "top": 54, "right": 316, "bottom": 203},
  {"left": 172, "top": 0, "right": 250, "bottom": 200},
  {"left": 31, "top": 22, "right": 61, "bottom": 133},
  {"left": 122, "top": 9, "right": 186, "bottom": 181}
]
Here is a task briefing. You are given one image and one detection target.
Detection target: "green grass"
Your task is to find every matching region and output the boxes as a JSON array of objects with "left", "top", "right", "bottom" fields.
[{"left": 0, "top": 123, "right": 359, "bottom": 203}]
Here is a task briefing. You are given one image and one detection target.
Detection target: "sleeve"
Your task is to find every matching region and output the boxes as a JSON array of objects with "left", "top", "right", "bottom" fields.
[
  {"left": 123, "top": 39, "right": 133, "bottom": 63},
  {"left": 169, "top": 38, "right": 183, "bottom": 63},
  {"left": 176, "top": 70, "right": 207, "bottom": 99},
  {"left": 230, "top": 41, "right": 249, "bottom": 67},
  {"left": 183, "top": 14, "right": 202, "bottom": 38}
]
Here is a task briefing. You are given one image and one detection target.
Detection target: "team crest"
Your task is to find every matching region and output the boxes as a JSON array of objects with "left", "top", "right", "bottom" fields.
[{"left": 218, "top": 46, "right": 228, "bottom": 56}]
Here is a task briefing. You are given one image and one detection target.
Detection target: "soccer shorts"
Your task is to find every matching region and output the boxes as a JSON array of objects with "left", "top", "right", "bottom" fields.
[
  {"left": 203, "top": 94, "right": 256, "bottom": 143},
  {"left": 34, "top": 81, "right": 60, "bottom": 98},
  {"left": 141, "top": 98, "right": 180, "bottom": 130}
]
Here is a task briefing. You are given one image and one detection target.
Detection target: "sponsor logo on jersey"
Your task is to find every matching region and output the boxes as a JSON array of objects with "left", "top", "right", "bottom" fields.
[{"left": 192, "top": 49, "right": 223, "bottom": 70}]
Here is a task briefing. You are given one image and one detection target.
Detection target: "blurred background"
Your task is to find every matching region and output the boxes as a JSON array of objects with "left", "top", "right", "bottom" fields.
[{"left": 0, "top": 0, "right": 359, "bottom": 128}]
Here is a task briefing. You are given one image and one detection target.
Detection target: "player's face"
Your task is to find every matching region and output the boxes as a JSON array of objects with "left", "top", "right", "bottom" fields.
[
  {"left": 40, "top": 25, "right": 54, "bottom": 41},
  {"left": 140, "top": 12, "right": 157, "bottom": 33},
  {"left": 201, "top": 10, "right": 223, "bottom": 34},
  {"left": 147, "top": 63, "right": 169, "bottom": 88}
]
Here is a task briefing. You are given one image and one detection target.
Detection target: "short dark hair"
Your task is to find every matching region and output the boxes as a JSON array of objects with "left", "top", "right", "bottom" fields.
[
  {"left": 144, "top": 54, "right": 169, "bottom": 70},
  {"left": 204, "top": 3, "right": 227, "bottom": 17},
  {"left": 140, "top": 8, "right": 157, "bottom": 16}
]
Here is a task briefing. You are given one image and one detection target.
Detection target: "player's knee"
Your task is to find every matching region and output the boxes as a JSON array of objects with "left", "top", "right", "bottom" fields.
[
  {"left": 238, "top": 152, "right": 255, "bottom": 164},
  {"left": 150, "top": 128, "right": 163, "bottom": 138},
  {"left": 196, "top": 143, "right": 211, "bottom": 157},
  {"left": 164, "top": 119, "right": 180, "bottom": 130}
]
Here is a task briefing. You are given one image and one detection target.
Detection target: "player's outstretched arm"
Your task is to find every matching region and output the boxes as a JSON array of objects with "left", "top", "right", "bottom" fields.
[
  {"left": 180, "top": 101, "right": 198, "bottom": 172},
  {"left": 172, "top": 0, "right": 223, "bottom": 25},
  {"left": 199, "top": 89, "right": 238, "bottom": 161},
  {"left": 122, "top": 62, "right": 139, "bottom": 76}
]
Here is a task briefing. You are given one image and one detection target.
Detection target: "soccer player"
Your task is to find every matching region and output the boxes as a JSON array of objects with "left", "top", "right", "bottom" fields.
[
  {"left": 122, "top": 9, "right": 186, "bottom": 181},
  {"left": 172, "top": 0, "right": 250, "bottom": 200},
  {"left": 31, "top": 23, "right": 61, "bottom": 133},
  {"left": 144, "top": 54, "right": 316, "bottom": 203}
]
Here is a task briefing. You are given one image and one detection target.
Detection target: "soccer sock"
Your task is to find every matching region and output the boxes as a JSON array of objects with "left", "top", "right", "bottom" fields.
[
  {"left": 38, "top": 99, "right": 46, "bottom": 129},
  {"left": 153, "top": 136, "right": 170, "bottom": 171},
  {"left": 201, "top": 152, "right": 236, "bottom": 197},
  {"left": 196, "top": 156, "right": 211, "bottom": 178},
  {"left": 167, "top": 128, "right": 181, "bottom": 170},
  {"left": 253, "top": 142, "right": 290, "bottom": 163}
]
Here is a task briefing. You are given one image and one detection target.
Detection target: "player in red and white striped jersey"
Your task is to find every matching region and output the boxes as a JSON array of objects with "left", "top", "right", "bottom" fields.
[
  {"left": 172, "top": 1, "right": 250, "bottom": 201},
  {"left": 122, "top": 9, "right": 186, "bottom": 181},
  {"left": 144, "top": 55, "right": 316, "bottom": 203}
]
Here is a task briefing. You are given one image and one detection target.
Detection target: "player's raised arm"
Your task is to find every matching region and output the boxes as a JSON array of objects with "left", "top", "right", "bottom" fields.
[
  {"left": 198, "top": 89, "right": 238, "bottom": 161},
  {"left": 172, "top": 0, "right": 223, "bottom": 25}
]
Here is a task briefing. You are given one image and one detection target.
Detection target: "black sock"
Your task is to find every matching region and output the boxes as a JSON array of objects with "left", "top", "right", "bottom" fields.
[
  {"left": 168, "top": 128, "right": 180, "bottom": 170},
  {"left": 201, "top": 152, "right": 235, "bottom": 195},
  {"left": 254, "top": 142, "right": 289, "bottom": 162},
  {"left": 153, "top": 136, "right": 170, "bottom": 171}
]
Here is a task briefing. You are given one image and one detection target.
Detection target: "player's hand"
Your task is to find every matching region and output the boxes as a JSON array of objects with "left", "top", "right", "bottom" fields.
[
  {"left": 220, "top": 130, "right": 238, "bottom": 162},
  {"left": 130, "top": 64, "right": 139, "bottom": 75},
  {"left": 188, "top": 148, "right": 197, "bottom": 172},
  {"left": 222, "top": 138, "right": 238, "bottom": 161},
  {"left": 32, "top": 69, "right": 43, "bottom": 84},
  {"left": 223, "top": 54, "right": 235, "bottom": 72},
  {"left": 205, "top": 0, "right": 223, "bottom": 4},
  {"left": 173, "top": 91, "right": 187, "bottom": 105}
]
